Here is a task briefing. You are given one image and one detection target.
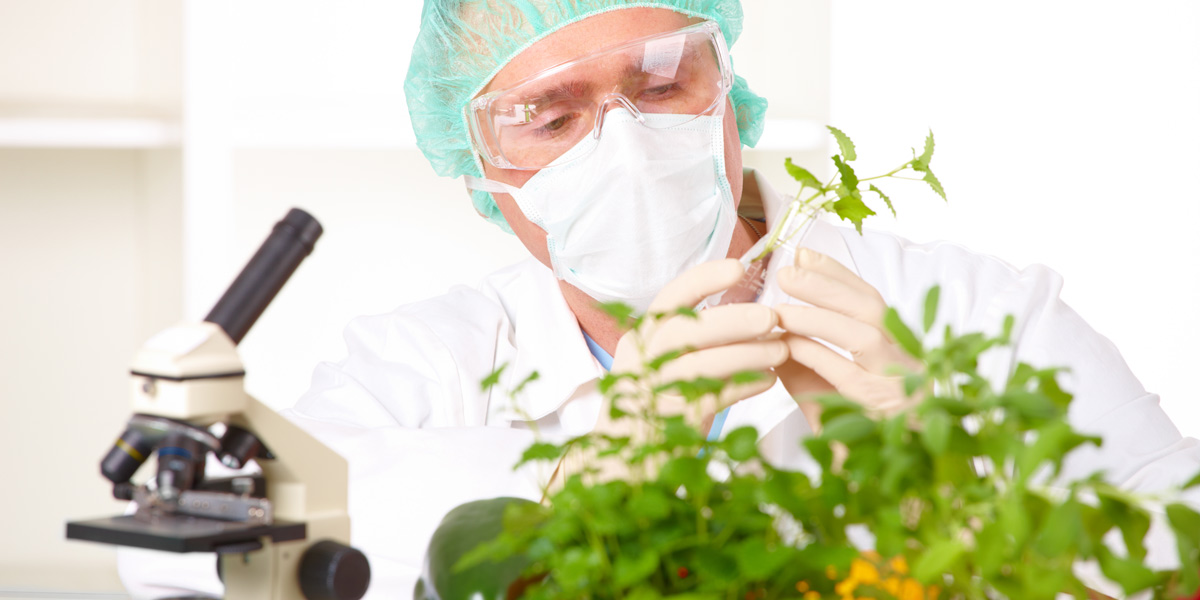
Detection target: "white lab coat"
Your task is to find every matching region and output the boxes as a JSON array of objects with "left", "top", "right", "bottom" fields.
[{"left": 119, "top": 170, "right": 1200, "bottom": 599}]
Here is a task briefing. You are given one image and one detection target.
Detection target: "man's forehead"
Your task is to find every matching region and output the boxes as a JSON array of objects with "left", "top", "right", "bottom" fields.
[{"left": 484, "top": 8, "right": 696, "bottom": 93}]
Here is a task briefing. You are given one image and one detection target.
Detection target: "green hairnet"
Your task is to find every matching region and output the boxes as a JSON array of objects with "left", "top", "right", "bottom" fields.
[{"left": 405, "top": 0, "right": 769, "bottom": 233}]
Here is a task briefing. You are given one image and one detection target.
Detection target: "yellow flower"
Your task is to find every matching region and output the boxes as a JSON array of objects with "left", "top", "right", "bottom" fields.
[
  {"left": 889, "top": 555, "right": 909, "bottom": 576},
  {"left": 826, "top": 565, "right": 838, "bottom": 580},
  {"left": 900, "top": 579, "right": 924, "bottom": 600},
  {"left": 849, "top": 558, "right": 881, "bottom": 585},
  {"left": 803, "top": 593, "right": 820, "bottom": 600},
  {"left": 835, "top": 578, "right": 858, "bottom": 597},
  {"left": 883, "top": 576, "right": 901, "bottom": 596},
  {"left": 795, "top": 581, "right": 810, "bottom": 593}
]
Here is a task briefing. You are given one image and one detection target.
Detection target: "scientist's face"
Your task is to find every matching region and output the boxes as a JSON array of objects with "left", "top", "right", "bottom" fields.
[{"left": 478, "top": 8, "right": 744, "bottom": 269}]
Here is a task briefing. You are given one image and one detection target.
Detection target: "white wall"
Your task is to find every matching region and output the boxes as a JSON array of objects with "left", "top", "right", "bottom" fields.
[
  {"left": 828, "top": 1, "right": 1200, "bottom": 436},
  {"left": 0, "top": 148, "right": 182, "bottom": 593}
]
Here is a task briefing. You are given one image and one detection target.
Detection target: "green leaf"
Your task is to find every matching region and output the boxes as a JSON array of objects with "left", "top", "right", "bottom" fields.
[
  {"left": 734, "top": 538, "right": 794, "bottom": 580},
  {"left": 827, "top": 125, "right": 857, "bottom": 161},
  {"left": 1017, "top": 421, "right": 1096, "bottom": 481},
  {"left": 647, "top": 349, "right": 684, "bottom": 372},
  {"left": 1003, "top": 391, "right": 1058, "bottom": 421},
  {"left": 869, "top": 183, "right": 896, "bottom": 218},
  {"left": 1167, "top": 503, "right": 1200, "bottom": 546},
  {"left": 912, "top": 538, "right": 965, "bottom": 584},
  {"left": 975, "top": 521, "right": 1008, "bottom": 578},
  {"left": 673, "top": 306, "right": 699, "bottom": 319},
  {"left": 1035, "top": 498, "right": 1083, "bottom": 557},
  {"left": 917, "top": 129, "right": 935, "bottom": 169},
  {"left": 729, "top": 370, "right": 767, "bottom": 386},
  {"left": 1183, "top": 470, "right": 1200, "bottom": 489},
  {"left": 480, "top": 363, "right": 507, "bottom": 392},
  {"left": 1000, "top": 314, "right": 1015, "bottom": 344},
  {"left": 519, "top": 442, "right": 565, "bottom": 465},
  {"left": 663, "top": 417, "right": 704, "bottom": 448},
  {"left": 923, "top": 168, "right": 947, "bottom": 201},
  {"left": 821, "top": 413, "right": 877, "bottom": 444},
  {"left": 724, "top": 426, "right": 759, "bottom": 461},
  {"left": 1097, "top": 491, "right": 1151, "bottom": 562},
  {"left": 598, "top": 301, "right": 638, "bottom": 327},
  {"left": 659, "top": 456, "right": 712, "bottom": 497},
  {"left": 628, "top": 488, "right": 672, "bottom": 521},
  {"left": 512, "top": 370, "right": 540, "bottom": 395},
  {"left": 999, "top": 493, "right": 1033, "bottom": 548},
  {"left": 923, "top": 285, "right": 941, "bottom": 333},
  {"left": 1172, "top": 513, "right": 1200, "bottom": 599},
  {"left": 784, "top": 157, "right": 822, "bottom": 189},
  {"left": 904, "top": 372, "right": 925, "bottom": 397},
  {"left": 921, "top": 410, "right": 952, "bottom": 455},
  {"left": 831, "top": 194, "right": 876, "bottom": 234},
  {"left": 831, "top": 154, "right": 859, "bottom": 190},
  {"left": 692, "top": 547, "right": 738, "bottom": 581},
  {"left": 613, "top": 549, "right": 660, "bottom": 588},
  {"left": 1096, "top": 545, "right": 1164, "bottom": 596},
  {"left": 884, "top": 307, "right": 924, "bottom": 358}
]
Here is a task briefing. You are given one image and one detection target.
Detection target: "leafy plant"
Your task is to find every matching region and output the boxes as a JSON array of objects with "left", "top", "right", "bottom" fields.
[
  {"left": 416, "top": 135, "right": 1200, "bottom": 600},
  {"left": 450, "top": 286, "right": 1200, "bottom": 600},
  {"left": 758, "top": 127, "right": 945, "bottom": 262}
]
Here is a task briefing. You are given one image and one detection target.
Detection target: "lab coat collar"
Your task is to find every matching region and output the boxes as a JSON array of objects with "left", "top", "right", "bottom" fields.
[{"left": 484, "top": 259, "right": 604, "bottom": 426}]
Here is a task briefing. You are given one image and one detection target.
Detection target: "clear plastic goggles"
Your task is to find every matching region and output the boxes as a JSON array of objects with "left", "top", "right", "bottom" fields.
[{"left": 467, "top": 21, "right": 734, "bottom": 170}]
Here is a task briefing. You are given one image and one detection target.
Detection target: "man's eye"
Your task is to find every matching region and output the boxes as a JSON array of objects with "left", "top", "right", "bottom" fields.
[
  {"left": 642, "top": 83, "right": 679, "bottom": 98},
  {"left": 543, "top": 115, "right": 570, "bottom": 132}
]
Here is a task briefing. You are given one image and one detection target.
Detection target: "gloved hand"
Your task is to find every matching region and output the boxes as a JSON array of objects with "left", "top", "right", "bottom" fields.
[
  {"left": 573, "top": 259, "right": 787, "bottom": 482},
  {"left": 609, "top": 258, "right": 788, "bottom": 424},
  {"left": 775, "top": 248, "right": 921, "bottom": 422}
]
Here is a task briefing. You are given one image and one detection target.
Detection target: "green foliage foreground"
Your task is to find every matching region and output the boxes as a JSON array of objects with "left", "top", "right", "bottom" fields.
[{"left": 447, "top": 287, "right": 1200, "bottom": 600}]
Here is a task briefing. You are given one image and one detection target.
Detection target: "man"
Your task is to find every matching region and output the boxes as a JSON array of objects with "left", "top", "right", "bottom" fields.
[{"left": 120, "top": 1, "right": 1199, "bottom": 598}]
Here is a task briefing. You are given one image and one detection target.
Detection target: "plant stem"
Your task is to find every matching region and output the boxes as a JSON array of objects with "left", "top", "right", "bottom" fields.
[{"left": 856, "top": 161, "right": 913, "bottom": 183}]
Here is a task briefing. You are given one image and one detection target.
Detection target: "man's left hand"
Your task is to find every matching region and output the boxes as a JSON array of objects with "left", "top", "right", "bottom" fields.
[{"left": 774, "top": 248, "right": 920, "bottom": 422}]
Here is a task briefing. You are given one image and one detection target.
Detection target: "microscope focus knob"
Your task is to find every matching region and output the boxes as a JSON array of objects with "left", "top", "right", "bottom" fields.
[{"left": 299, "top": 539, "right": 371, "bottom": 600}]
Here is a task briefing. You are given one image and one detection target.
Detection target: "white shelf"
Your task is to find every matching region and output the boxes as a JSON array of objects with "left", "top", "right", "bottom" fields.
[
  {"left": 0, "top": 116, "right": 181, "bottom": 148},
  {"left": 0, "top": 112, "right": 820, "bottom": 153}
]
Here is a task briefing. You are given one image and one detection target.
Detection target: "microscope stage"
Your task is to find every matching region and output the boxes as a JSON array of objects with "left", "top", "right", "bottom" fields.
[{"left": 67, "top": 514, "right": 305, "bottom": 553}]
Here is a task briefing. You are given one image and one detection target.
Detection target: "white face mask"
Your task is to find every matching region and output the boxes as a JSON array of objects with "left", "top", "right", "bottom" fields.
[{"left": 466, "top": 109, "right": 736, "bottom": 313}]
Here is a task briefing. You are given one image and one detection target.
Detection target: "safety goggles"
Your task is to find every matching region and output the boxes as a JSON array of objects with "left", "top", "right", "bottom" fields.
[{"left": 467, "top": 20, "right": 734, "bottom": 170}]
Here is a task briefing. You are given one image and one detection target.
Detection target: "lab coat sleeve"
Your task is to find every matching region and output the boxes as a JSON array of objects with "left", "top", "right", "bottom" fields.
[
  {"left": 118, "top": 286, "right": 546, "bottom": 599},
  {"left": 287, "top": 288, "right": 547, "bottom": 598}
]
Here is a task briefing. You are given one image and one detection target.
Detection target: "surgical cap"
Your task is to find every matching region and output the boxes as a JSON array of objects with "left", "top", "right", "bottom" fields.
[{"left": 405, "top": 0, "right": 768, "bottom": 233}]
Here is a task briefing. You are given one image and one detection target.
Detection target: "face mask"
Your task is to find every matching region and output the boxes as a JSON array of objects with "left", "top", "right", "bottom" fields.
[{"left": 466, "top": 108, "right": 736, "bottom": 313}]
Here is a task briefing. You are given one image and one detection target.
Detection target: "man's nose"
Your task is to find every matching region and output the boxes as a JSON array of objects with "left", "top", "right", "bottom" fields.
[{"left": 592, "top": 94, "right": 644, "bottom": 138}]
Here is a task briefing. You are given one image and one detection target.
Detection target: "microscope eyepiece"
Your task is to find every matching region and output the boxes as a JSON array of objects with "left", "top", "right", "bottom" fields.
[{"left": 204, "top": 208, "right": 323, "bottom": 345}]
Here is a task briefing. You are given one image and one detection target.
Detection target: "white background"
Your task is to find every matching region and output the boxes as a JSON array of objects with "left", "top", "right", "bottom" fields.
[{"left": 828, "top": 0, "right": 1200, "bottom": 437}]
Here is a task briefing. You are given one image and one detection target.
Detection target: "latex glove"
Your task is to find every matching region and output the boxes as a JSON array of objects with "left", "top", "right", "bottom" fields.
[
  {"left": 775, "top": 248, "right": 920, "bottom": 421},
  {"left": 586, "top": 259, "right": 787, "bottom": 461}
]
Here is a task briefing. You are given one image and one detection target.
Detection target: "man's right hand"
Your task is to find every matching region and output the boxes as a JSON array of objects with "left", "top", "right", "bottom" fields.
[{"left": 603, "top": 258, "right": 787, "bottom": 438}]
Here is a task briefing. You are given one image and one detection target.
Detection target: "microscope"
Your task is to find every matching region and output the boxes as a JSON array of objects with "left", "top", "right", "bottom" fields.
[{"left": 67, "top": 209, "right": 370, "bottom": 600}]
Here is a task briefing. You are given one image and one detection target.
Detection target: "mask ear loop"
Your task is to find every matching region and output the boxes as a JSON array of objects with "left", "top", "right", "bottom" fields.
[{"left": 463, "top": 174, "right": 519, "bottom": 195}]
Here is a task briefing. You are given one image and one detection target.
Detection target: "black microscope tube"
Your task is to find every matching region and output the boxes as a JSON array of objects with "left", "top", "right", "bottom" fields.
[{"left": 203, "top": 208, "right": 323, "bottom": 345}]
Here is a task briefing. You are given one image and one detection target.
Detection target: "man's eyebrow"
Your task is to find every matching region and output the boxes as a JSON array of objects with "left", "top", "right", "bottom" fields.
[{"left": 517, "top": 79, "right": 595, "bottom": 105}]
